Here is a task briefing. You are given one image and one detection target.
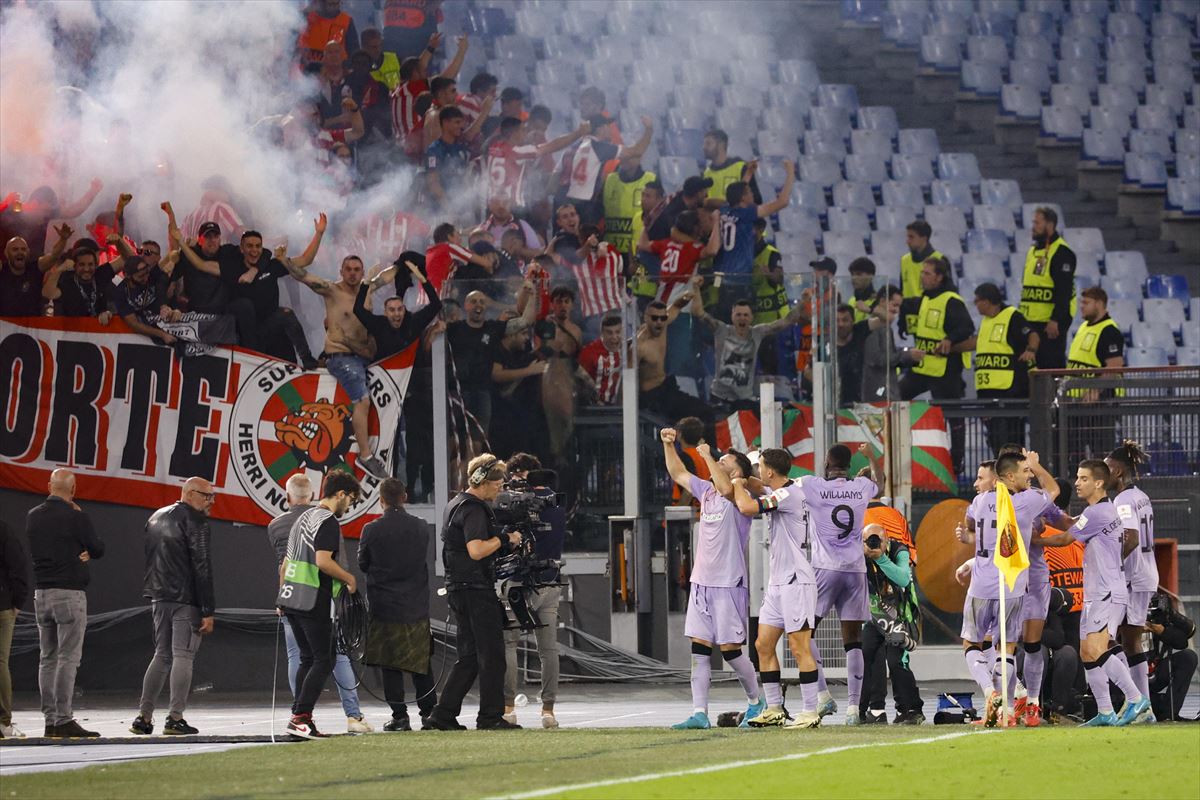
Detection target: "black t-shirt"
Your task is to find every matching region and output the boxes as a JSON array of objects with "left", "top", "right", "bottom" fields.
[
  {"left": 170, "top": 244, "right": 234, "bottom": 313},
  {"left": 493, "top": 342, "right": 539, "bottom": 403},
  {"left": 446, "top": 319, "right": 507, "bottom": 391},
  {"left": 442, "top": 493, "right": 497, "bottom": 587},
  {"left": 222, "top": 251, "right": 290, "bottom": 318},
  {"left": 292, "top": 514, "right": 343, "bottom": 619},
  {"left": 0, "top": 266, "right": 44, "bottom": 316},
  {"left": 646, "top": 194, "right": 687, "bottom": 241},
  {"left": 55, "top": 275, "right": 112, "bottom": 317},
  {"left": 113, "top": 272, "right": 168, "bottom": 320},
  {"left": 837, "top": 321, "right": 871, "bottom": 404},
  {"left": 552, "top": 232, "right": 582, "bottom": 264}
]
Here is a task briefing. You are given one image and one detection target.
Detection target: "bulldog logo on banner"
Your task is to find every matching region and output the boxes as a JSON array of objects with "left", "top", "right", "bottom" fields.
[{"left": 0, "top": 316, "right": 414, "bottom": 537}]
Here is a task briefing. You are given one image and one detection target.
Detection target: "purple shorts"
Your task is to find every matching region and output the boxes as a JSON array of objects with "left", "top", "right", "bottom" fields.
[
  {"left": 1124, "top": 590, "right": 1153, "bottom": 627},
  {"left": 961, "top": 595, "right": 1024, "bottom": 644},
  {"left": 1019, "top": 580, "right": 1051, "bottom": 626},
  {"left": 814, "top": 568, "right": 870, "bottom": 622},
  {"left": 684, "top": 584, "right": 749, "bottom": 645},
  {"left": 759, "top": 582, "right": 817, "bottom": 634},
  {"left": 1082, "top": 596, "right": 1126, "bottom": 637}
]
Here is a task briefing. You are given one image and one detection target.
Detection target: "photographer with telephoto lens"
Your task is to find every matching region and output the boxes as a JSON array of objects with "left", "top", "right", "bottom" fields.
[
  {"left": 499, "top": 453, "right": 565, "bottom": 729},
  {"left": 1145, "top": 591, "right": 1197, "bottom": 722},
  {"left": 426, "top": 454, "right": 522, "bottom": 731}
]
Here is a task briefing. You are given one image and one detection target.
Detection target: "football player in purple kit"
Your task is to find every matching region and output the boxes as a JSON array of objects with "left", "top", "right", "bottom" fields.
[
  {"left": 1107, "top": 441, "right": 1158, "bottom": 722},
  {"left": 797, "top": 443, "right": 884, "bottom": 726},
  {"left": 954, "top": 452, "right": 1070, "bottom": 727},
  {"left": 731, "top": 448, "right": 822, "bottom": 729},
  {"left": 659, "top": 428, "right": 762, "bottom": 730},
  {"left": 1034, "top": 460, "right": 1151, "bottom": 726}
]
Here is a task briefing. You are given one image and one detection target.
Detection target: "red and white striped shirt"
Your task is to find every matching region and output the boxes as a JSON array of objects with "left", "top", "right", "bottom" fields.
[
  {"left": 181, "top": 196, "right": 244, "bottom": 241},
  {"left": 347, "top": 211, "right": 431, "bottom": 267},
  {"left": 578, "top": 338, "right": 622, "bottom": 405},
  {"left": 486, "top": 140, "right": 541, "bottom": 206},
  {"left": 391, "top": 78, "right": 429, "bottom": 140},
  {"left": 425, "top": 241, "right": 474, "bottom": 291},
  {"left": 569, "top": 247, "right": 624, "bottom": 318}
]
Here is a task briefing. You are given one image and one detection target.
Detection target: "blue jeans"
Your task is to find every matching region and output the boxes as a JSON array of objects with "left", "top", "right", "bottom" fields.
[
  {"left": 326, "top": 353, "right": 371, "bottom": 403},
  {"left": 282, "top": 616, "right": 361, "bottom": 718}
]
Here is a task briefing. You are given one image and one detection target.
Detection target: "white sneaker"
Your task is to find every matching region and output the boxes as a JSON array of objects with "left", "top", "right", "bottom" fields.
[
  {"left": 347, "top": 716, "right": 374, "bottom": 734},
  {"left": 784, "top": 711, "right": 822, "bottom": 729},
  {"left": 502, "top": 712, "right": 518, "bottom": 725},
  {"left": 1, "top": 723, "right": 26, "bottom": 739},
  {"left": 541, "top": 712, "right": 559, "bottom": 729}
]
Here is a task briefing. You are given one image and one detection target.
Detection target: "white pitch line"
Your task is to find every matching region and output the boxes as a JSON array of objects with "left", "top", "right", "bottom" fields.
[
  {"left": 488, "top": 730, "right": 981, "bottom": 799},
  {"left": 559, "top": 711, "right": 657, "bottom": 728}
]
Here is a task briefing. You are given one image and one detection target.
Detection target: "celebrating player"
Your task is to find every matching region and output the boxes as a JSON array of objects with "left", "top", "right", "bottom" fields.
[{"left": 659, "top": 429, "right": 761, "bottom": 730}]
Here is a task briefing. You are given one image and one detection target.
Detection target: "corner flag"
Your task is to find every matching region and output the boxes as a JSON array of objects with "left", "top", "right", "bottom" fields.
[{"left": 993, "top": 482, "right": 1029, "bottom": 592}]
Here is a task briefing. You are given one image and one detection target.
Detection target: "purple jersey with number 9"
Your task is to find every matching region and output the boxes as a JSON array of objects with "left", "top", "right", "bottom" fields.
[{"left": 799, "top": 476, "right": 877, "bottom": 573}]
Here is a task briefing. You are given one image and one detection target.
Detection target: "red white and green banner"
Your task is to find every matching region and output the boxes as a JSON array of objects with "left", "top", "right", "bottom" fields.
[
  {"left": 0, "top": 317, "right": 413, "bottom": 536},
  {"left": 715, "top": 401, "right": 957, "bottom": 494}
]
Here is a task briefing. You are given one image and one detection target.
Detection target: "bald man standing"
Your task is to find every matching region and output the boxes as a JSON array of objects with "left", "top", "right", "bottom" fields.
[
  {"left": 130, "top": 478, "right": 216, "bottom": 736},
  {"left": 26, "top": 469, "right": 105, "bottom": 738}
]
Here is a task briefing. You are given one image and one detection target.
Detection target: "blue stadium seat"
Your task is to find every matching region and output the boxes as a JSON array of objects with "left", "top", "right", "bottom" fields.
[
  {"left": 1009, "top": 61, "right": 1052, "bottom": 96},
  {"left": 842, "top": 0, "right": 886, "bottom": 23},
  {"left": 777, "top": 208, "right": 824, "bottom": 238},
  {"left": 791, "top": 181, "right": 830, "bottom": 219},
  {"left": 1166, "top": 178, "right": 1200, "bottom": 215},
  {"left": 965, "top": 228, "right": 1011, "bottom": 254},
  {"left": 1130, "top": 321, "right": 1177, "bottom": 357},
  {"left": 930, "top": 179, "right": 975, "bottom": 212},
  {"left": 1107, "top": 11, "right": 1146, "bottom": 38},
  {"left": 675, "top": 85, "right": 721, "bottom": 110},
  {"left": 667, "top": 108, "right": 710, "bottom": 132},
  {"left": 1176, "top": 346, "right": 1200, "bottom": 367},
  {"left": 927, "top": 15, "right": 969, "bottom": 41},
  {"left": 804, "top": 130, "right": 849, "bottom": 160},
  {"left": 625, "top": 83, "right": 663, "bottom": 115},
  {"left": 1141, "top": 298, "right": 1187, "bottom": 332},
  {"left": 1063, "top": 227, "right": 1106, "bottom": 255},
  {"left": 757, "top": 158, "right": 793, "bottom": 191},
  {"left": 1103, "top": 274, "right": 1144, "bottom": 299},
  {"left": 1123, "top": 153, "right": 1168, "bottom": 189},
  {"left": 583, "top": 60, "right": 628, "bottom": 88},
  {"left": 891, "top": 154, "right": 936, "bottom": 187},
  {"left": 1176, "top": 153, "right": 1200, "bottom": 180},
  {"left": 664, "top": 129, "right": 705, "bottom": 160},
  {"left": 980, "top": 179, "right": 1022, "bottom": 209},
  {"left": 809, "top": 106, "right": 855, "bottom": 138},
  {"left": 882, "top": 13, "right": 925, "bottom": 48},
  {"left": 1097, "top": 84, "right": 1140, "bottom": 115},
  {"left": 722, "top": 85, "right": 767, "bottom": 110},
  {"left": 766, "top": 86, "right": 815, "bottom": 116},
  {"left": 966, "top": 35, "right": 1010, "bottom": 66},
  {"left": 1059, "top": 35, "right": 1102, "bottom": 62},
  {"left": 938, "top": 152, "right": 982, "bottom": 187},
  {"left": 1063, "top": 14, "right": 1104, "bottom": 41},
  {"left": 714, "top": 107, "right": 760, "bottom": 141},
  {"left": 1056, "top": 59, "right": 1101, "bottom": 92},
  {"left": 920, "top": 35, "right": 963, "bottom": 72},
  {"left": 827, "top": 207, "right": 873, "bottom": 233},
  {"left": 832, "top": 181, "right": 877, "bottom": 213},
  {"left": 1012, "top": 34, "right": 1056, "bottom": 66},
  {"left": 1105, "top": 251, "right": 1150, "bottom": 284},
  {"left": 1125, "top": 346, "right": 1169, "bottom": 367},
  {"left": 1050, "top": 83, "right": 1094, "bottom": 115},
  {"left": 856, "top": 106, "right": 900, "bottom": 138},
  {"left": 870, "top": 229, "right": 907, "bottom": 272},
  {"left": 924, "top": 204, "right": 968, "bottom": 239},
  {"left": 1145, "top": 273, "right": 1190, "bottom": 299},
  {"left": 844, "top": 153, "right": 890, "bottom": 187},
  {"left": 969, "top": 14, "right": 1015, "bottom": 40},
  {"left": 1000, "top": 84, "right": 1043, "bottom": 120},
  {"left": 973, "top": 204, "right": 1018, "bottom": 236},
  {"left": 1015, "top": 11, "right": 1055, "bottom": 37},
  {"left": 777, "top": 59, "right": 822, "bottom": 92},
  {"left": 800, "top": 155, "right": 845, "bottom": 190},
  {"left": 881, "top": 180, "right": 926, "bottom": 209},
  {"left": 729, "top": 61, "right": 772, "bottom": 87},
  {"left": 1106, "top": 61, "right": 1150, "bottom": 93},
  {"left": 960, "top": 60, "right": 1005, "bottom": 97},
  {"left": 1081, "top": 129, "right": 1126, "bottom": 166},
  {"left": 1107, "top": 298, "right": 1141, "bottom": 333},
  {"left": 818, "top": 84, "right": 860, "bottom": 112},
  {"left": 1144, "top": 85, "right": 1187, "bottom": 115},
  {"left": 1128, "top": 129, "right": 1173, "bottom": 162},
  {"left": 1151, "top": 11, "right": 1192, "bottom": 38},
  {"left": 1074, "top": 253, "right": 1103, "bottom": 288},
  {"left": 1152, "top": 62, "right": 1193, "bottom": 94},
  {"left": 1041, "top": 106, "right": 1084, "bottom": 141},
  {"left": 1107, "top": 37, "right": 1150, "bottom": 66},
  {"left": 656, "top": 157, "right": 698, "bottom": 194},
  {"left": 1135, "top": 105, "right": 1179, "bottom": 134},
  {"left": 961, "top": 253, "right": 1007, "bottom": 283},
  {"left": 851, "top": 129, "right": 894, "bottom": 160},
  {"left": 535, "top": 60, "right": 578, "bottom": 88},
  {"left": 762, "top": 106, "right": 808, "bottom": 134},
  {"left": 978, "top": 0, "right": 1021, "bottom": 19},
  {"left": 931, "top": 233, "right": 964, "bottom": 263},
  {"left": 758, "top": 130, "right": 800, "bottom": 159},
  {"left": 1089, "top": 106, "right": 1133, "bottom": 136},
  {"left": 897, "top": 128, "right": 940, "bottom": 164},
  {"left": 875, "top": 204, "right": 920, "bottom": 231},
  {"left": 823, "top": 228, "right": 869, "bottom": 253}
]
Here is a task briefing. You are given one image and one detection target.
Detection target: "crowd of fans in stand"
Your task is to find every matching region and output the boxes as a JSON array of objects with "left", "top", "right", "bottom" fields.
[{"left": 0, "top": 0, "right": 1147, "bottom": 494}]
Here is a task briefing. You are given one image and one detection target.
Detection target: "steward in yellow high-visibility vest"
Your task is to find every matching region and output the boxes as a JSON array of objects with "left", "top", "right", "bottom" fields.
[
  {"left": 603, "top": 165, "right": 657, "bottom": 264},
  {"left": 630, "top": 180, "right": 668, "bottom": 301},
  {"left": 368, "top": 48, "right": 401, "bottom": 92},
  {"left": 703, "top": 129, "right": 762, "bottom": 204},
  {"left": 1067, "top": 286, "right": 1126, "bottom": 399},
  {"left": 849, "top": 257, "right": 878, "bottom": 323},
  {"left": 1020, "top": 207, "right": 1077, "bottom": 370},
  {"left": 901, "top": 219, "right": 941, "bottom": 336},
  {"left": 972, "top": 282, "right": 1039, "bottom": 455},
  {"left": 898, "top": 257, "right": 975, "bottom": 475}
]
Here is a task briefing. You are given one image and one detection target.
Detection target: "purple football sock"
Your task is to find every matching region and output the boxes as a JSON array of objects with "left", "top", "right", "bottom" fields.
[
  {"left": 1104, "top": 651, "right": 1141, "bottom": 702},
  {"left": 809, "top": 640, "right": 827, "bottom": 692},
  {"left": 966, "top": 649, "right": 993, "bottom": 695},
  {"left": 1130, "top": 658, "right": 1150, "bottom": 700},
  {"left": 846, "top": 645, "right": 864, "bottom": 707},
  {"left": 799, "top": 672, "right": 819, "bottom": 712},
  {"left": 725, "top": 653, "right": 760, "bottom": 703},
  {"left": 1023, "top": 645, "right": 1045, "bottom": 702},
  {"left": 1085, "top": 663, "right": 1114, "bottom": 714}
]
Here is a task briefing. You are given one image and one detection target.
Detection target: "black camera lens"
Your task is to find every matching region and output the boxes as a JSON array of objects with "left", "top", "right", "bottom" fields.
[{"left": 865, "top": 534, "right": 882, "bottom": 549}]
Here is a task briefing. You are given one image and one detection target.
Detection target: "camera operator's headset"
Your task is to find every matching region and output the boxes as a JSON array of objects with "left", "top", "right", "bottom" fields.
[{"left": 469, "top": 457, "right": 503, "bottom": 487}]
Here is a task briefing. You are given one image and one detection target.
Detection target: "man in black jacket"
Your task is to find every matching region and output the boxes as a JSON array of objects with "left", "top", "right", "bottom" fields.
[
  {"left": 26, "top": 468, "right": 105, "bottom": 738},
  {"left": 130, "top": 477, "right": 216, "bottom": 736},
  {"left": 426, "top": 454, "right": 522, "bottom": 731},
  {"left": 1146, "top": 593, "right": 1197, "bottom": 722},
  {"left": 354, "top": 257, "right": 443, "bottom": 360},
  {"left": 359, "top": 478, "right": 437, "bottom": 731},
  {"left": 0, "top": 520, "right": 31, "bottom": 739}
]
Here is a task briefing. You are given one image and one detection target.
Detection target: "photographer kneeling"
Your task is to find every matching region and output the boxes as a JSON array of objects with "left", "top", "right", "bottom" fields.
[
  {"left": 426, "top": 455, "right": 522, "bottom": 731},
  {"left": 501, "top": 454, "right": 565, "bottom": 730},
  {"left": 1146, "top": 591, "right": 1197, "bottom": 722}
]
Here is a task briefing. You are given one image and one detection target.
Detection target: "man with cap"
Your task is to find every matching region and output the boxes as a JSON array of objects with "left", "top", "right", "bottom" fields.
[
  {"left": 848, "top": 257, "right": 878, "bottom": 323},
  {"left": 167, "top": 219, "right": 231, "bottom": 315},
  {"left": 973, "top": 282, "right": 1038, "bottom": 454},
  {"left": 112, "top": 254, "right": 180, "bottom": 346}
]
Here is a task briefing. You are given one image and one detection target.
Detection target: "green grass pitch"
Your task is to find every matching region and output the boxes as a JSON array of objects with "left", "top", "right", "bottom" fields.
[{"left": 5, "top": 725, "right": 1198, "bottom": 799}]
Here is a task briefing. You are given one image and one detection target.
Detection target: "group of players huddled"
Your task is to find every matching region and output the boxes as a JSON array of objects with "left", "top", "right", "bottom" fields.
[{"left": 662, "top": 429, "right": 1159, "bottom": 729}]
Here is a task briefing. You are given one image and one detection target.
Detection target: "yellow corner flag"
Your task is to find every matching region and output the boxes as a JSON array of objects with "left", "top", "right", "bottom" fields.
[{"left": 994, "top": 482, "right": 1030, "bottom": 592}]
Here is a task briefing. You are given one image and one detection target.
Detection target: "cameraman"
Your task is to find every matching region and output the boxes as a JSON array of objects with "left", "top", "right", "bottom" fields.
[
  {"left": 501, "top": 453, "right": 564, "bottom": 729},
  {"left": 1146, "top": 592, "right": 1197, "bottom": 722},
  {"left": 426, "top": 454, "right": 522, "bottom": 731},
  {"left": 1037, "top": 585, "right": 1085, "bottom": 720},
  {"left": 860, "top": 511, "right": 923, "bottom": 725}
]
